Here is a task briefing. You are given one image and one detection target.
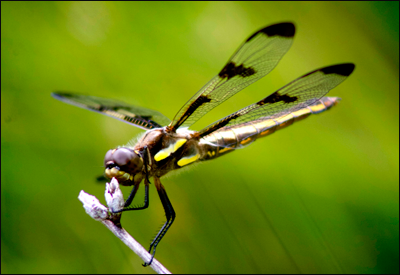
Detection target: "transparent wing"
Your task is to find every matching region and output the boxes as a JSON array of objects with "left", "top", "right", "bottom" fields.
[
  {"left": 168, "top": 22, "right": 295, "bottom": 131},
  {"left": 198, "top": 63, "right": 355, "bottom": 137},
  {"left": 52, "top": 92, "right": 171, "bottom": 130}
]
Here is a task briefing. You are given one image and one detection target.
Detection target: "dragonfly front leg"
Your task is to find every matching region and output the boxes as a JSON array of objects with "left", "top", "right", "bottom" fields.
[
  {"left": 113, "top": 146, "right": 151, "bottom": 213},
  {"left": 111, "top": 181, "right": 149, "bottom": 213},
  {"left": 143, "top": 176, "right": 175, "bottom": 267}
]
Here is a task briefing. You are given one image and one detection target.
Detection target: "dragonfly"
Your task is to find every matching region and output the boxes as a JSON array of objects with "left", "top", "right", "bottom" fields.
[{"left": 52, "top": 22, "right": 355, "bottom": 266}]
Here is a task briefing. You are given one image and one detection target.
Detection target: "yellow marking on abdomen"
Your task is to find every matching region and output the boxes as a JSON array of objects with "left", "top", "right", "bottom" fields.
[
  {"left": 309, "top": 102, "right": 327, "bottom": 113},
  {"left": 240, "top": 137, "right": 252, "bottom": 145},
  {"left": 177, "top": 154, "right": 200, "bottom": 167},
  {"left": 154, "top": 139, "right": 187, "bottom": 161},
  {"left": 219, "top": 147, "right": 234, "bottom": 154},
  {"left": 253, "top": 119, "right": 277, "bottom": 136},
  {"left": 276, "top": 113, "right": 294, "bottom": 130}
]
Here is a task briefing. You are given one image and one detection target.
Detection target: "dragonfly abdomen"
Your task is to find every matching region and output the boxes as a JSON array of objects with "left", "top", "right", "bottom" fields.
[{"left": 200, "top": 97, "right": 340, "bottom": 160}]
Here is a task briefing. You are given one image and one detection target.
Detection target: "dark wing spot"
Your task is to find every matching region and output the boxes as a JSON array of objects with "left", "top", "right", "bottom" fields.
[
  {"left": 174, "top": 95, "right": 212, "bottom": 128},
  {"left": 213, "top": 113, "right": 240, "bottom": 129},
  {"left": 219, "top": 62, "right": 256, "bottom": 80},
  {"left": 199, "top": 113, "right": 241, "bottom": 137},
  {"left": 246, "top": 22, "right": 295, "bottom": 42},
  {"left": 258, "top": 92, "right": 298, "bottom": 105},
  {"left": 97, "top": 105, "right": 108, "bottom": 111},
  {"left": 190, "top": 95, "right": 212, "bottom": 112},
  {"left": 111, "top": 105, "right": 125, "bottom": 111},
  {"left": 97, "top": 104, "right": 124, "bottom": 112},
  {"left": 320, "top": 63, "right": 355, "bottom": 76}
]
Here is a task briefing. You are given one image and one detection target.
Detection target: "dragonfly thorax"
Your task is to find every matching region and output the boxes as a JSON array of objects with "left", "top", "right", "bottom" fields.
[{"left": 104, "top": 147, "right": 144, "bottom": 186}]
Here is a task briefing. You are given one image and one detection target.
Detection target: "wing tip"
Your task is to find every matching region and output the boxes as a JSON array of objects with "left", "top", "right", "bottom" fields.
[
  {"left": 320, "top": 63, "right": 355, "bottom": 77},
  {"left": 247, "top": 22, "right": 295, "bottom": 42},
  {"left": 264, "top": 22, "right": 296, "bottom": 38}
]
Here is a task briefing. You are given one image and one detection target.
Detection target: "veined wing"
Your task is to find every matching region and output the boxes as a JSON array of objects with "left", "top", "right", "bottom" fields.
[
  {"left": 168, "top": 22, "right": 295, "bottom": 132},
  {"left": 198, "top": 63, "right": 355, "bottom": 137},
  {"left": 52, "top": 92, "right": 171, "bottom": 130}
]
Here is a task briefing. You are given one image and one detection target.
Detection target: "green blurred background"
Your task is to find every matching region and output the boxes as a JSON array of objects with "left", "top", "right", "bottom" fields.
[{"left": 1, "top": 2, "right": 398, "bottom": 274}]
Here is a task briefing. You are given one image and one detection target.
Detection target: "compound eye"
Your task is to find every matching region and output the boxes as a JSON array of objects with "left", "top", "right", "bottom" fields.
[
  {"left": 104, "top": 149, "right": 114, "bottom": 167},
  {"left": 113, "top": 148, "right": 135, "bottom": 167}
]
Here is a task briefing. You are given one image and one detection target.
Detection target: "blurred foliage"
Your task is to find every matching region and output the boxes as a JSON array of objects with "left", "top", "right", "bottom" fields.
[{"left": 1, "top": 1, "right": 398, "bottom": 274}]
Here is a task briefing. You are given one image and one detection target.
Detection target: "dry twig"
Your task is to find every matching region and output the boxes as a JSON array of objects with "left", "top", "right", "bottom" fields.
[{"left": 78, "top": 178, "right": 171, "bottom": 274}]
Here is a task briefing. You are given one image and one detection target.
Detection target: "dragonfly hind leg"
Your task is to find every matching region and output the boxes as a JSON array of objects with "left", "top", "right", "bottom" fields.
[{"left": 143, "top": 176, "right": 176, "bottom": 266}]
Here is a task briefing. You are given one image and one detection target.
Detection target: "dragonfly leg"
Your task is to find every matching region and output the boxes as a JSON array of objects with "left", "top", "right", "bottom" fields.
[
  {"left": 110, "top": 182, "right": 149, "bottom": 213},
  {"left": 124, "top": 183, "right": 140, "bottom": 207},
  {"left": 113, "top": 147, "right": 151, "bottom": 213},
  {"left": 125, "top": 183, "right": 150, "bottom": 211},
  {"left": 143, "top": 176, "right": 175, "bottom": 266}
]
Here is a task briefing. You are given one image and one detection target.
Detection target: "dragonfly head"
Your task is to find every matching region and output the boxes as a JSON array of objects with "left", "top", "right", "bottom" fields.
[{"left": 104, "top": 148, "right": 144, "bottom": 185}]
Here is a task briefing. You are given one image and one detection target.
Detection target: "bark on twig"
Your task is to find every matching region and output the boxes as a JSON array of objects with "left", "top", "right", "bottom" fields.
[{"left": 78, "top": 178, "right": 172, "bottom": 274}]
